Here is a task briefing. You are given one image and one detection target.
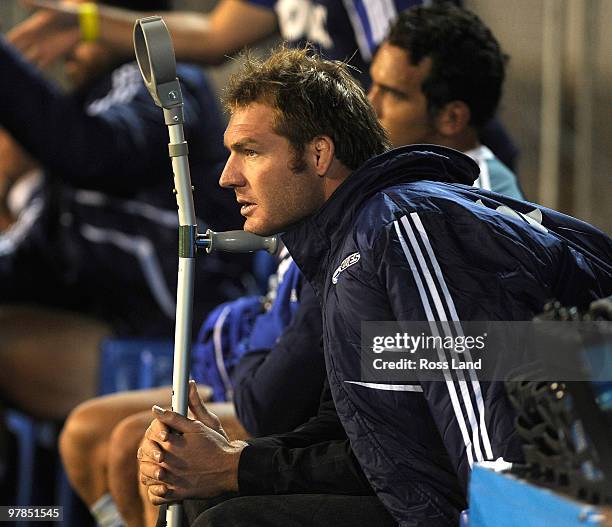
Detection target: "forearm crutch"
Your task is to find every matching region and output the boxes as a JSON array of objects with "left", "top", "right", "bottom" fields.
[{"left": 133, "top": 17, "right": 277, "bottom": 527}]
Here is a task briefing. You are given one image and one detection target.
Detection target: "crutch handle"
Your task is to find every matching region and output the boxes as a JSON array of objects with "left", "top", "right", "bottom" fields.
[{"left": 197, "top": 229, "right": 278, "bottom": 254}]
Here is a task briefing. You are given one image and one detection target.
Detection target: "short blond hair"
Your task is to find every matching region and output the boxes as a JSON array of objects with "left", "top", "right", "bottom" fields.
[{"left": 223, "top": 46, "right": 390, "bottom": 171}]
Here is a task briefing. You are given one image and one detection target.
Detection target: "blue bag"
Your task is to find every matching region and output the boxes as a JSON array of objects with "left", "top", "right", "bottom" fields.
[
  {"left": 191, "top": 295, "right": 264, "bottom": 402},
  {"left": 191, "top": 255, "right": 302, "bottom": 402}
]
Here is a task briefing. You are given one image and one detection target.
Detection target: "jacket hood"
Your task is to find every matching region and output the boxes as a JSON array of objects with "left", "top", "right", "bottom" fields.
[
  {"left": 312, "top": 144, "right": 477, "bottom": 231},
  {"left": 346, "top": 144, "right": 478, "bottom": 201},
  {"left": 282, "top": 144, "right": 479, "bottom": 288}
]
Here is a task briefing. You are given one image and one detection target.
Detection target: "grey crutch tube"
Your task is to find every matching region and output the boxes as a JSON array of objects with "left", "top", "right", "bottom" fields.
[
  {"left": 133, "top": 16, "right": 277, "bottom": 527},
  {"left": 134, "top": 16, "right": 194, "bottom": 527}
]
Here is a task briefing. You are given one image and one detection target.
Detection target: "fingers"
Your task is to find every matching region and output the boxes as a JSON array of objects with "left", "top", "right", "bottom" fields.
[
  {"left": 144, "top": 418, "right": 171, "bottom": 443},
  {"left": 138, "top": 448, "right": 175, "bottom": 506},
  {"left": 187, "top": 382, "right": 230, "bottom": 442},
  {"left": 140, "top": 419, "right": 192, "bottom": 464},
  {"left": 6, "top": 12, "right": 46, "bottom": 47},
  {"left": 147, "top": 485, "right": 173, "bottom": 506},
  {"left": 140, "top": 466, "right": 182, "bottom": 506},
  {"left": 20, "top": 0, "right": 52, "bottom": 9},
  {"left": 187, "top": 381, "right": 220, "bottom": 428},
  {"left": 151, "top": 405, "right": 201, "bottom": 434},
  {"left": 7, "top": 8, "right": 81, "bottom": 67},
  {"left": 39, "top": 30, "right": 81, "bottom": 67},
  {"left": 23, "top": 45, "right": 40, "bottom": 64},
  {"left": 138, "top": 438, "right": 164, "bottom": 463},
  {"left": 22, "top": 0, "right": 80, "bottom": 16},
  {"left": 21, "top": 0, "right": 56, "bottom": 10},
  {"left": 139, "top": 460, "right": 168, "bottom": 484}
]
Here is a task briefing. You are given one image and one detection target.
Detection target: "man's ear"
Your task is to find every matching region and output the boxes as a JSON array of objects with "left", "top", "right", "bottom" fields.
[
  {"left": 435, "top": 101, "right": 471, "bottom": 137},
  {"left": 310, "top": 136, "right": 335, "bottom": 176}
]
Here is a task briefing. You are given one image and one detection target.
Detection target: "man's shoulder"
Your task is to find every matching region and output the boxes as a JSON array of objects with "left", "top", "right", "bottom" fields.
[
  {"left": 353, "top": 180, "right": 470, "bottom": 230},
  {"left": 349, "top": 180, "right": 554, "bottom": 257},
  {"left": 344, "top": 181, "right": 463, "bottom": 262}
]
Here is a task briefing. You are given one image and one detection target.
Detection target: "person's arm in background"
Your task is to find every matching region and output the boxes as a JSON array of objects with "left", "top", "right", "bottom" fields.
[
  {"left": 9, "top": 0, "right": 278, "bottom": 67},
  {"left": 0, "top": 126, "right": 39, "bottom": 226},
  {"left": 0, "top": 127, "right": 38, "bottom": 192},
  {"left": 232, "top": 279, "right": 327, "bottom": 437},
  {"left": 0, "top": 37, "right": 175, "bottom": 194}
]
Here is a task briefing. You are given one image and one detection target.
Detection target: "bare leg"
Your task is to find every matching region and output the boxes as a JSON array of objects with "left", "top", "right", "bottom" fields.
[
  {"left": 138, "top": 434, "right": 161, "bottom": 527},
  {"left": 0, "top": 305, "right": 112, "bottom": 420},
  {"left": 0, "top": 213, "right": 11, "bottom": 231},
  {"left": 107, "top": 411, "right": 155, "bottom": 527},
  {"left": 59, "top": 386, "right": 173, "bottom": 507}
]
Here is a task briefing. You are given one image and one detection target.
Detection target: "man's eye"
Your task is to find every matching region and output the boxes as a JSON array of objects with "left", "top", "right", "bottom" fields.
[
  {"left": 387, "top": 90, "right": 406, "bottom": 101},
  {"left": 244, "top": 149, "right": 257, "bottom": 157},
  {"left": 380, "top": 86, "right": 406, "bottom": 101}
]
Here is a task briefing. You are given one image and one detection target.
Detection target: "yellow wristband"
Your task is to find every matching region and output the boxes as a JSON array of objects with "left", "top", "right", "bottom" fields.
[{"left": 79, "top": 2, "right": 100, "bottom": 42}]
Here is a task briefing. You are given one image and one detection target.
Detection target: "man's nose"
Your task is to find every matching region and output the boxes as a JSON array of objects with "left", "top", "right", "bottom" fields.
[
  {"left": 367, "top": 86, "right": 382, "bottom": 117},
  {"left": 219, "top": 155, "right": 243, "bottom": 189}
]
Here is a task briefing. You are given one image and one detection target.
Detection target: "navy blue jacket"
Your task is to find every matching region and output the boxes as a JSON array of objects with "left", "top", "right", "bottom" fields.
[{"left": 275, "top": 145, "right": 611, "bottom": 526}]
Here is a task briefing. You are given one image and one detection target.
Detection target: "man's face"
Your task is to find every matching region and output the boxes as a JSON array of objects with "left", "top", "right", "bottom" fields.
[
  {"left": 220, "top": 103, "right": 325, "bottom": 235},
  {"left": 368, "top": 43, "right": 440, "bottom": 147}
]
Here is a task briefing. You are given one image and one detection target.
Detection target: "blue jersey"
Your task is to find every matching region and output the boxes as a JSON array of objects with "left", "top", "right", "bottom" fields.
[
  {"left": 246, "top": 0, "right": 428, "bottom": 86},
  {"left": 246, "top": 251, "right": 301, "bottom": 349}
]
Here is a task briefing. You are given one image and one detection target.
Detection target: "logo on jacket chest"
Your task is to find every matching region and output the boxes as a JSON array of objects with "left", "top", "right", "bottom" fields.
[{"left": 332, "top": 252, "right": 361, "bottom": 284}]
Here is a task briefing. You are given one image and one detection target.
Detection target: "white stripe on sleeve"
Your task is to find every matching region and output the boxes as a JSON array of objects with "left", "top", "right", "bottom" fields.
[
  {"left": 213, "top": 305, "right": 234, "bottom": 401},
  {"left": 342, "top": 0, "right": 374, "bottom": 61},
  {"left": 80, "top": 224, "right": 176, "bottom": 319},
  {"left": 409, "top": 212, "right": 494, "bottom": 459},
  {"left": 345, "top": 381, "right": 423, "bottom": 392},
  {"left": 393, "top": 219, "right": 476, "bottom": 467},
  {"left": 402, "top": 214, "right": 485, "bottom": 463}
]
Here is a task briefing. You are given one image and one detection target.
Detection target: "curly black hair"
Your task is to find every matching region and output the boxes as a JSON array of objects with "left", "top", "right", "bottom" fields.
[{"left": 387, "top": 4, "right": 508, "bottom": 129}]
